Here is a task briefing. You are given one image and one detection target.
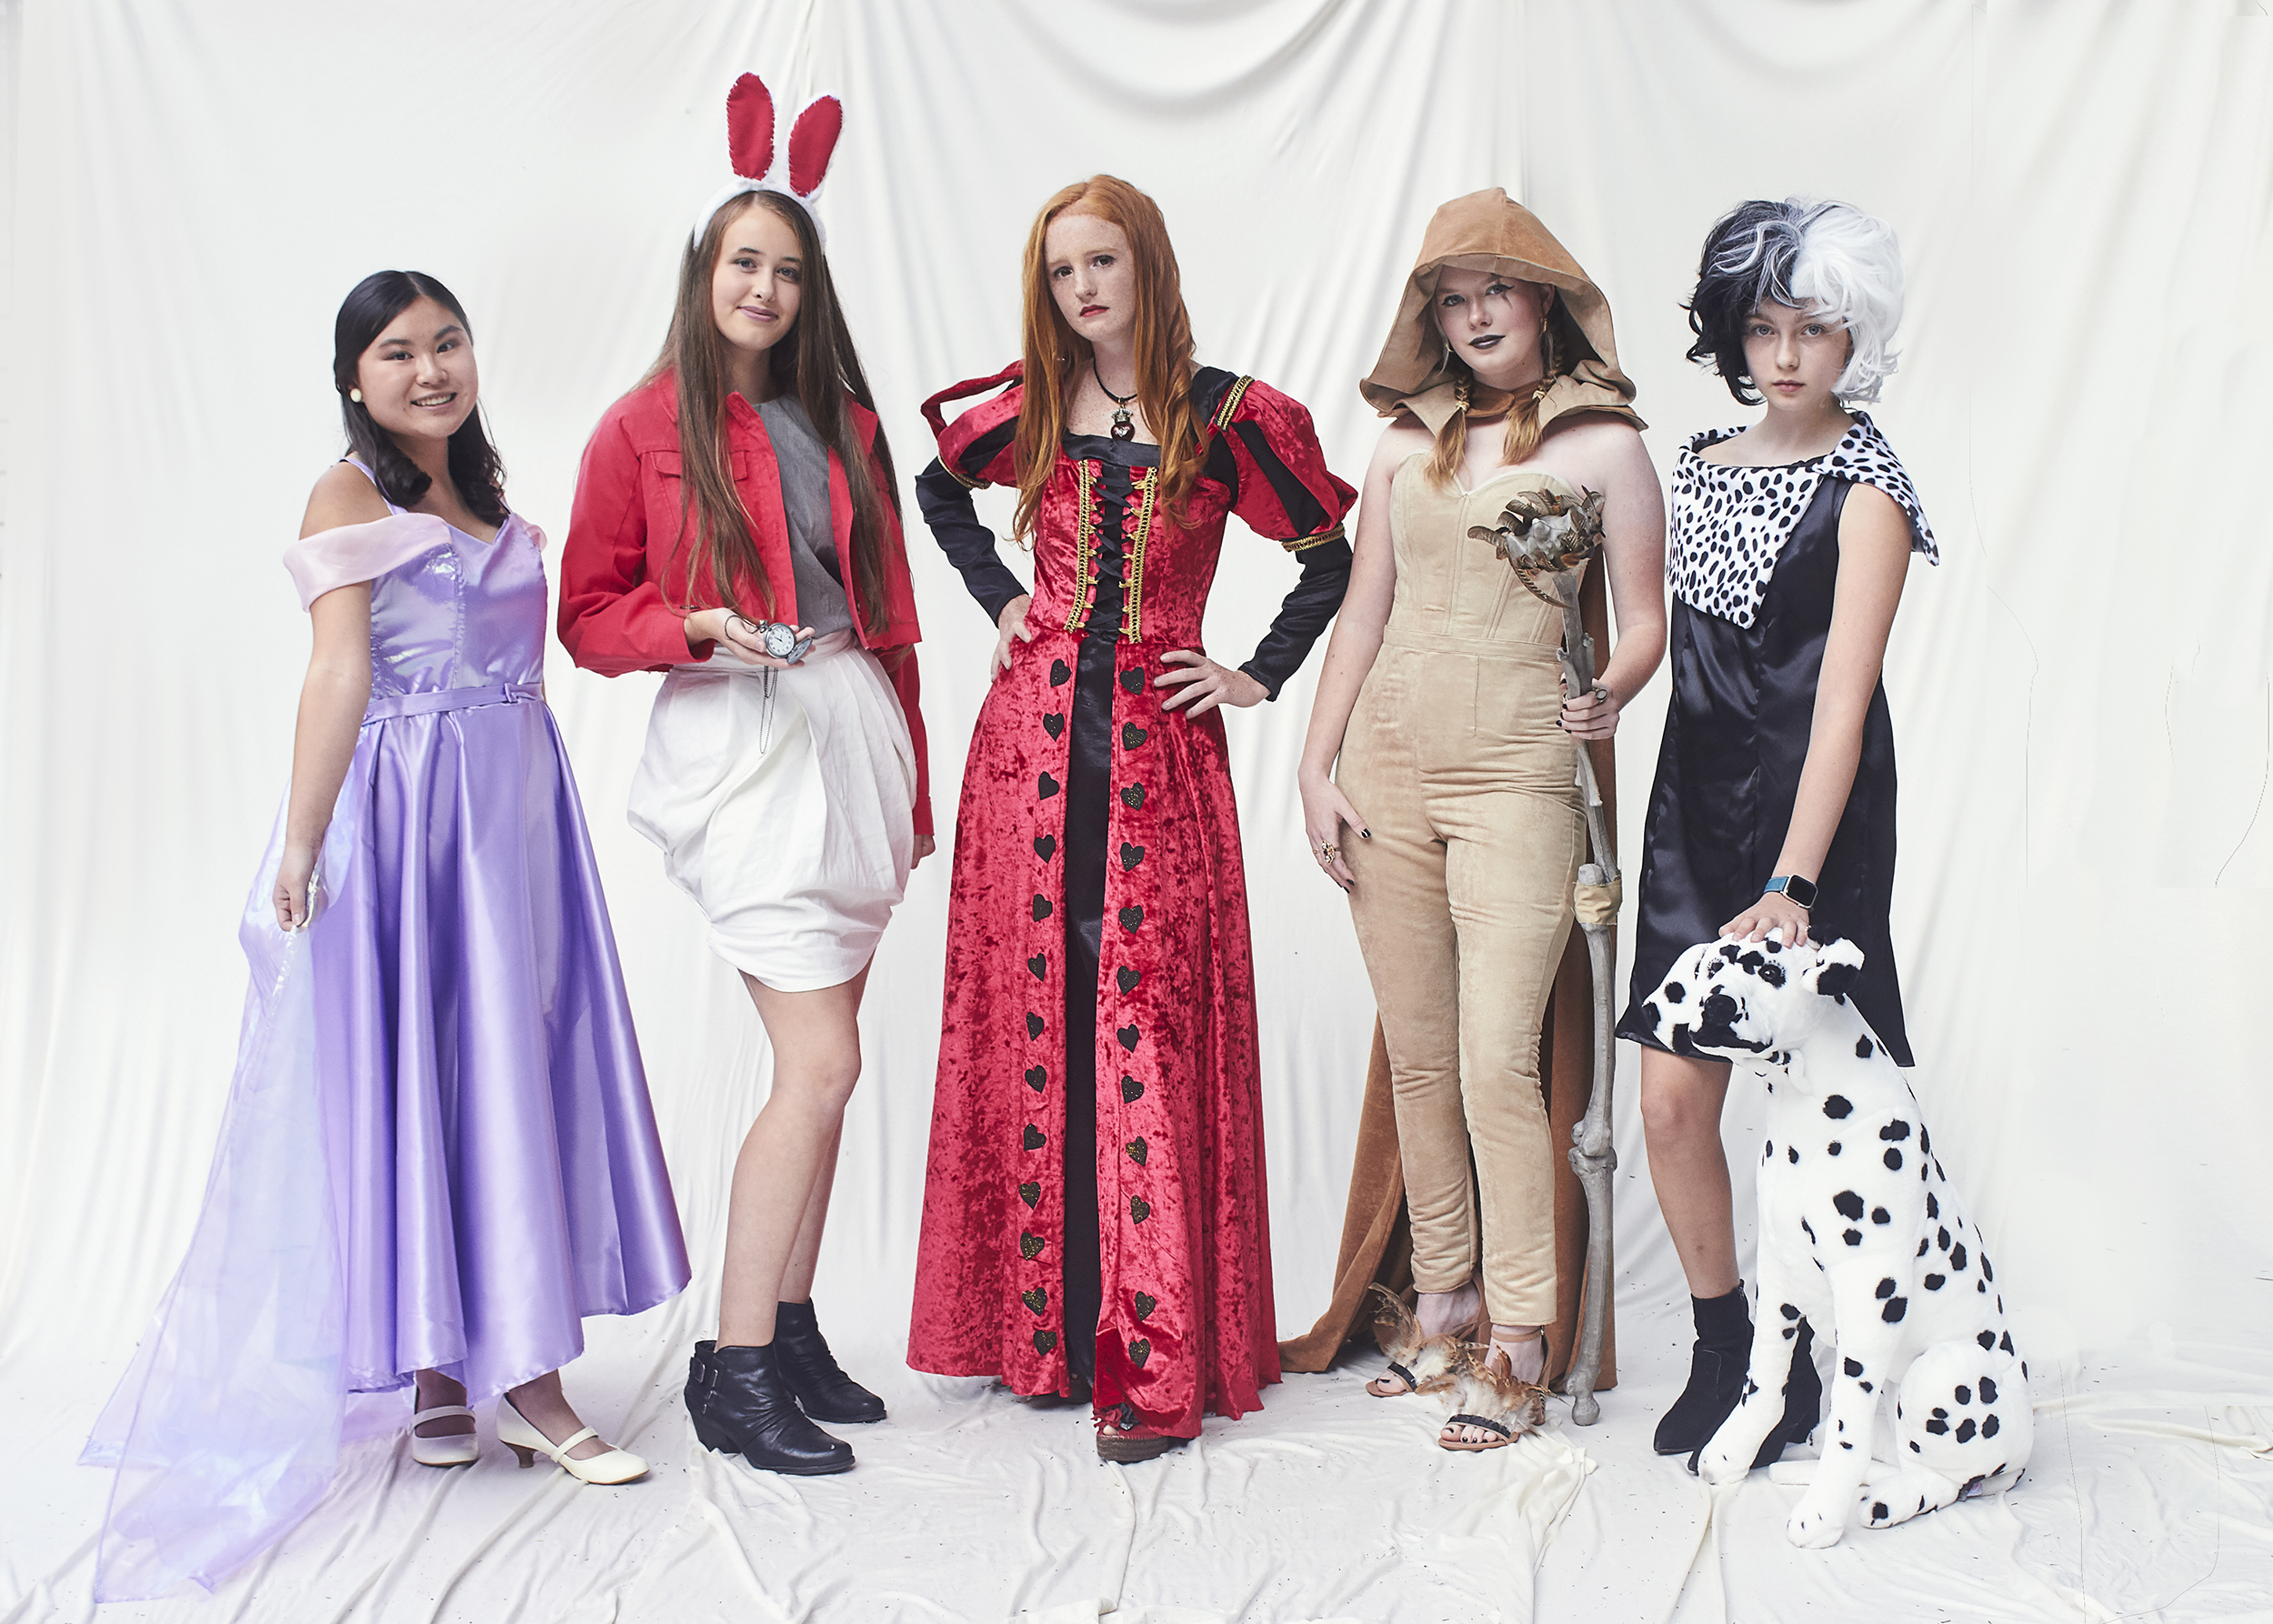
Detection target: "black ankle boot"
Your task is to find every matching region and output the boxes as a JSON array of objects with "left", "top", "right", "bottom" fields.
[
  {"left": 1772, "top": 1318, "right": 1822, "bottom": 1454},
  {"left": 773, "top": 1300, "right": 886, "bottom": 1424},
  {"left": 686, "top": 1339, "right": 854, "bottom": 1475},
  {"left": 1654, "top": 1286, "right": 1752, "bottom": 1455}
]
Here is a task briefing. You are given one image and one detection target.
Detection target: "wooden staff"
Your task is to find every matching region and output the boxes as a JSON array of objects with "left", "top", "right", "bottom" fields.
[{"left": 1469, "top": 490, "right": 1621, "bottom": 1425}]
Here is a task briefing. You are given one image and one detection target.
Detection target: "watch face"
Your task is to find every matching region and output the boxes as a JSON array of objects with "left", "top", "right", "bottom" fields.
[{"left": 761, "top": 622, "right": 797, "bottom": 658}]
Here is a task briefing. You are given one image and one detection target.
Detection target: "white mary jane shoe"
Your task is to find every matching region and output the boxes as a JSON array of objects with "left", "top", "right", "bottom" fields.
[
  {"left": 496, "top": 1397, "right": 647, "bottom": 1485},
  {"left": 409, "top": 1402, "right": 480, "bottom": 1468}
]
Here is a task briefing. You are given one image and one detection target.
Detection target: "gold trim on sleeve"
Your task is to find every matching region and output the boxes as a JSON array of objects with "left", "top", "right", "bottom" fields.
[
  {"left": 1211, "top": 376, "right": 1256, "bottom": 433},
  {"left": 942, "top": 459, "right": 986, "bottom": 490},
  {"left": 1280, "top": 521, "right": 1346, "bottom": 555}
]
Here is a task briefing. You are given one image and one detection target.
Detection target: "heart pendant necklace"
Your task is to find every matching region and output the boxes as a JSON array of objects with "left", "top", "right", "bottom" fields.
[{"left": 1093, "top": 358, "right": 1137, "bottom": 442}]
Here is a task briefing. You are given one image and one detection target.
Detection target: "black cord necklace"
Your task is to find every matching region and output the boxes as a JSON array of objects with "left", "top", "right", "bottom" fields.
[{"left": 1092, "top": 357, "right": 1137, "bottom": 441}]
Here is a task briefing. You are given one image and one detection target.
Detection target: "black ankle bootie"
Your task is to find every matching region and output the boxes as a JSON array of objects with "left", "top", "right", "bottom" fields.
[
  {"left": 773, "top": 1299, "right": 886, "bottom": 1424},
  {"left": 1685, "top": 1318, "right": 1823, "bottom": 1473},
  {"left": 686, "top": 1339, "right": 854, "bottom": 1475},
  {"left": 1655, "top": 1286, "right": 1753, "bottom": 1456}
]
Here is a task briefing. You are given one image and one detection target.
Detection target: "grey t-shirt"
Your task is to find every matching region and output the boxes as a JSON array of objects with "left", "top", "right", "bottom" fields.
[{"left": 756, "top": 396, "right": 854, "bottom": 637}]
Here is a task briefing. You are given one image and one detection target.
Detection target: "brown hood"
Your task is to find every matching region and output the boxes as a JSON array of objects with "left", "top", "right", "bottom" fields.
[{"left": 1361, "top": 187, "right": 1641, "bottom": 435}]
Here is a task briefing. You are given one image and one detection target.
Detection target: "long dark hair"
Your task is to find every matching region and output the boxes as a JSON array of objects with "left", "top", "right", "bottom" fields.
[
  {"left": 332, "top": 271, "right": 507, "bottom": 525},
  {"left": 641, "top": 191, "right": 898, "bottom": 633}
]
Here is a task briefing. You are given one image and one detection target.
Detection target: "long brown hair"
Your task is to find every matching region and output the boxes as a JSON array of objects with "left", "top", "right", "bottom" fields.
[
  {"left": 642, "top": 191, "right": 899, "bottom": 630},
  {"left": 1012, "top": 175, "right": 1201, "bottom": 540},
  {"left": 1422, "top": 284, "right": 1564, "bottom": 489}
]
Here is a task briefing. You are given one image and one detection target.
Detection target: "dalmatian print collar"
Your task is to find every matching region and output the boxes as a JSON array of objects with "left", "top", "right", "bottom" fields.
[{"left": 1669, "top": 412, "right": 1938, "bottom": 628}]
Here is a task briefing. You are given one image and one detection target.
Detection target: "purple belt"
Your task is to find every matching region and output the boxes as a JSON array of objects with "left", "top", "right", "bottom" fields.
[{"left": 362, "top": 682, "right": 543, "bottom": 724}]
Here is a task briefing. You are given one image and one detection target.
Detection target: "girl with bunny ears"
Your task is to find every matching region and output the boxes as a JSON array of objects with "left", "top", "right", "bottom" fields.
[{"left": 559, "top": 75, "right": 932, "bottom": 1478}]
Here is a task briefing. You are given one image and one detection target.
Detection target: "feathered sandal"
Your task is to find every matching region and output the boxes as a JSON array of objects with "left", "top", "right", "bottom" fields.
[
  {"left": 1365, "top": 1287, "right": 1467, "bottom": 1398},
  {"left": 1437, "top": 1340, "right": 1551, "bottom": 1452}
]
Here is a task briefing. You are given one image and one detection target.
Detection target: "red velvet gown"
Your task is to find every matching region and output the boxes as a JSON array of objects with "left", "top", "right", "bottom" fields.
[{"left": 906, "top": 366, "right": 1355, "bottom": 1436}]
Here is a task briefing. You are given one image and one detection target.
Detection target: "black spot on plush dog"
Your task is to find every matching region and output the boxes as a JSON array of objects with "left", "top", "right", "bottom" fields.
[{"left": 1647, "top": 936, "right": 2033, "bottom": 1549}]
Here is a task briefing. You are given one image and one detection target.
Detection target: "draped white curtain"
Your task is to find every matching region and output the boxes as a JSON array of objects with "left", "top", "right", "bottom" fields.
[{"left": 4, "top": 3, "right": 2268, "bottom": 1619}]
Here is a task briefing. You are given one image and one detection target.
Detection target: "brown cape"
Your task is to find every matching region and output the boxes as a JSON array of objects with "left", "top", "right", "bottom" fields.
[{"left": 1281, "top": 188, "right": 1636, "bottom": 1388}]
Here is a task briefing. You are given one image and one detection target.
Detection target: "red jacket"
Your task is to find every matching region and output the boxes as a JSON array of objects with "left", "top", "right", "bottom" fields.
[{"left": 558, "top": 373, "right": 932, "bottom": 835}]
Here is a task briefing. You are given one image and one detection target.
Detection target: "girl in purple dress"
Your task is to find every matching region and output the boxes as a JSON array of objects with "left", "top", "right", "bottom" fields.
[{"left": 82, "top": 273, "right": 690, "bottom": 1601}]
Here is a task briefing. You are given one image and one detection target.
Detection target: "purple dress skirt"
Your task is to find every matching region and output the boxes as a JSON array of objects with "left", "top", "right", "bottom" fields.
[{"left": 82, "top": 468, "right": 690, "bottom": 1601}]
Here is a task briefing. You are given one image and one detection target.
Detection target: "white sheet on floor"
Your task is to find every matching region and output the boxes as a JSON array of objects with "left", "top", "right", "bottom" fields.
[{"left": 2, "top": 1, "right": 2268, "bottom": 1620}]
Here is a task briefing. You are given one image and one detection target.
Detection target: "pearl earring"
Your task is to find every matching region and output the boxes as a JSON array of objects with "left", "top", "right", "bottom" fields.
[{"left": 349, "top": 388, "right": 363, "bottom": 403}]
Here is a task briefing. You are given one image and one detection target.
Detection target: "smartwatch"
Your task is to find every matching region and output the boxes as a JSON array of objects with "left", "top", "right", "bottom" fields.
[{"left": 1762, "top": 874, "right": 1817, "bottom": 910}]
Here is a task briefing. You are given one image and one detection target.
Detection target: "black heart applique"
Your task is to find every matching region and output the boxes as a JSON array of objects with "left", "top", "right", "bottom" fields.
[
  {"left": 1129, "top": 1337, "right": 1152, "bottom": 1368},
  {"left": 1122, "top": 723, "right": 1148, "bottom": 749},
  {"left": 1116, "top": 967, "right": 1140, "bottom": 995},
  {"left": 1121, "top": 1075, "right": 1144, "bottom": 1103},
  {"left": 1134, "top": 1292, "right": 1156, "bottom": 1319},
  {"left": 1126, "top": 1137, "right": 1148, "bottom": 1167},
  {"left": 1051, "top": 660, "right": 1072, "bottom": 687},
  {"left": 1019, "top": 1233, "right": 1046, "bottom": 1260},
  {"left": 1025, "top": 1066, "right": 1047, "bottom": 1092},
  {"left": 1032, "top": 894, "right": 1053, "bottom": 920},
  {"left": 1116, "top": 1024, "right": 1139, "bottom": 1052},
  {"left": 1021, "top": 1288, "right": 1047, "bottom": 1315},
  {"left": 1129, "top": 1195, "right": 1152, "bottom": 1224},
  {"left": 1026, "top": 1012, "right": 1045, "bottom": 1038},
  {"left": 1120, "top": 843, "right": 1146, "bottom": 870},
  {"left": 1043, "top": 713, "right": 1065, "bottom": 738},
  {"left": 1119, "top": 667, "right": 1145, "bottom": 695},
  {"left": 1037, "top": 772, "right": 1060, "bottom": 799},
  {"left": 1034, "top": 834, "right": 1056, "bottom": 860},
  {"left": 1034, "top": 1329, "right": 1058, "bottom": 1354},
  {"left": 1024, "top": 1124, "right": 1046, "bottom": 1150},
  {"left": 1121, "top": 785, "right": 1146, "bottom": 809},
  {"left": 1027, "top": 953, "right": 1048, "bottom": 979},
  {"left": 1018, "top": 1181, "right": 1042, "bottom": 1208},
  {"left": 1118, "top": 905, "right": 1144, "bottom": 931}
]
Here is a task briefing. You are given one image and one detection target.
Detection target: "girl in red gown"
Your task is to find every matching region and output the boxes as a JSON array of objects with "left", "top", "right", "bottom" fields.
[{"left": 906, "top": 175, "right": 1355, "bottom": 1460}]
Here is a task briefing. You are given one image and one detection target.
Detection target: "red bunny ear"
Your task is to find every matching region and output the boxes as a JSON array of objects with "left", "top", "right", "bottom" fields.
[
  {"left": 725, "top": 74, "right": 776, "bottom": 180},
  {"left": 786, "top": 95, "right": 843, "bottom": 195}
]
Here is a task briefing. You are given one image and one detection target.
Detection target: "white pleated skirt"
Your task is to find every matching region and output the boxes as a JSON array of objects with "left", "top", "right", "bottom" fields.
[{"left": 627, "top": 631, "right": 916, "bottom": 992}]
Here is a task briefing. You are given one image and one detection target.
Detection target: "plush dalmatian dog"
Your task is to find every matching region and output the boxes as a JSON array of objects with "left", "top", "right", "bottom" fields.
[{"left": 1637, "top": 935, "right": 2031, "bottom": 1549}]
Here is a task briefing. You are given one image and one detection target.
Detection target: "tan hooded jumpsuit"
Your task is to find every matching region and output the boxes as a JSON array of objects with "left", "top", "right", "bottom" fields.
[
  {"left": 1331, "top": 187, "right": 1642, "bottom": 1333},
  {"left": 1337, "top": 466, "right": 1587, "bottom": 1328}
]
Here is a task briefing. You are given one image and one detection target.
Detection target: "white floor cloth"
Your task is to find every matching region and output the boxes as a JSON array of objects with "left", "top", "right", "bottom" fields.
[{"left": 5, "top": 2, "right": 2271, "bottom": 1619}]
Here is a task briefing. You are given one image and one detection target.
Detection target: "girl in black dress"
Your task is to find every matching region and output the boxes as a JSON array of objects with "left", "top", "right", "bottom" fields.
[{"left": 1617, "top": 199, "right": 1938, "bottom": 1464}]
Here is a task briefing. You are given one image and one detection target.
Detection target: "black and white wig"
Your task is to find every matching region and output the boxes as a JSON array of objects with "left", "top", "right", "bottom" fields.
[{"left": 1685, "top": 198, "right": 1904, "bottom": 405}]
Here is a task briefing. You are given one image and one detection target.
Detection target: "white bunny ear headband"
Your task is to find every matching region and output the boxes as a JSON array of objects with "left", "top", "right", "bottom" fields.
[{"left": 692, "top": 73, "right": 844, "bottom": 249}]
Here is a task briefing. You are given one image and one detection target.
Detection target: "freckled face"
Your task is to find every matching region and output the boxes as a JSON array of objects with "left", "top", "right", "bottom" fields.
[
  {"left": 1744, "top": 302, "right": 1852, "bottom": 412},
  {"left": 1045, "top": 212, "right": 1136, "bottom": 351},
  {"left": 355, "top": 296, "right": 478, "bottom": 445},
  {"left": 710, "top": 199, "right": 804, "bottom": 358},
  {"left": 1433, "top": 267, "right": 1551, "bottom": 390}
]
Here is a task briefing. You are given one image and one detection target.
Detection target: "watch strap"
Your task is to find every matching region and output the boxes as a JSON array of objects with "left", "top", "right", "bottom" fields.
[{"left": 1764, "top": 874, "right": 1817, "bottom": 910}]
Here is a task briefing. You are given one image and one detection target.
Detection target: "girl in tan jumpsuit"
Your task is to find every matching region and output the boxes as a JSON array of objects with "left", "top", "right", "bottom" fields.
[{"left": 1297, "top": 191, "right": 1666, "bottom": 1446}]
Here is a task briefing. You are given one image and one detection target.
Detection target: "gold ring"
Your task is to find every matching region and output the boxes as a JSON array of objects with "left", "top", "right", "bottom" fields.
[{"left": 1320, "top": 844, "right": 1340, "bottom": 860}]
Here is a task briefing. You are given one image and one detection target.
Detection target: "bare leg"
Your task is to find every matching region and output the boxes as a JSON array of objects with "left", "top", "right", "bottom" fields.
[
  {"left": 1638, "top": 1048, "right": 1739, "bottom": 1298},
  {"left": 776, "top": 1120, "right": 844, "bottom": 1306},
  {"left": 717, "top": 966, "right": 870, "bottom": 1348}
]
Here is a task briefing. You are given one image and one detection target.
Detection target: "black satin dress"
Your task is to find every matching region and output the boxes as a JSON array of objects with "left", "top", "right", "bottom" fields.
[{"left": 1617, "top": 476, "right": 1914, "bottom": 1065}]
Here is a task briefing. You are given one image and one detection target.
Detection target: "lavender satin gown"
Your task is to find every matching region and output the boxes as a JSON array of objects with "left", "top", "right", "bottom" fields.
[{"left": 83, "top": 465, "right": 689, "bottom": 1601}]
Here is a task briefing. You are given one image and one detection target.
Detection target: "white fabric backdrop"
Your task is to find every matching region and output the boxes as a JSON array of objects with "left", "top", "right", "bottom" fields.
[{"left": 4, "top": 2, "right": 2270, "bottom": 1619}]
